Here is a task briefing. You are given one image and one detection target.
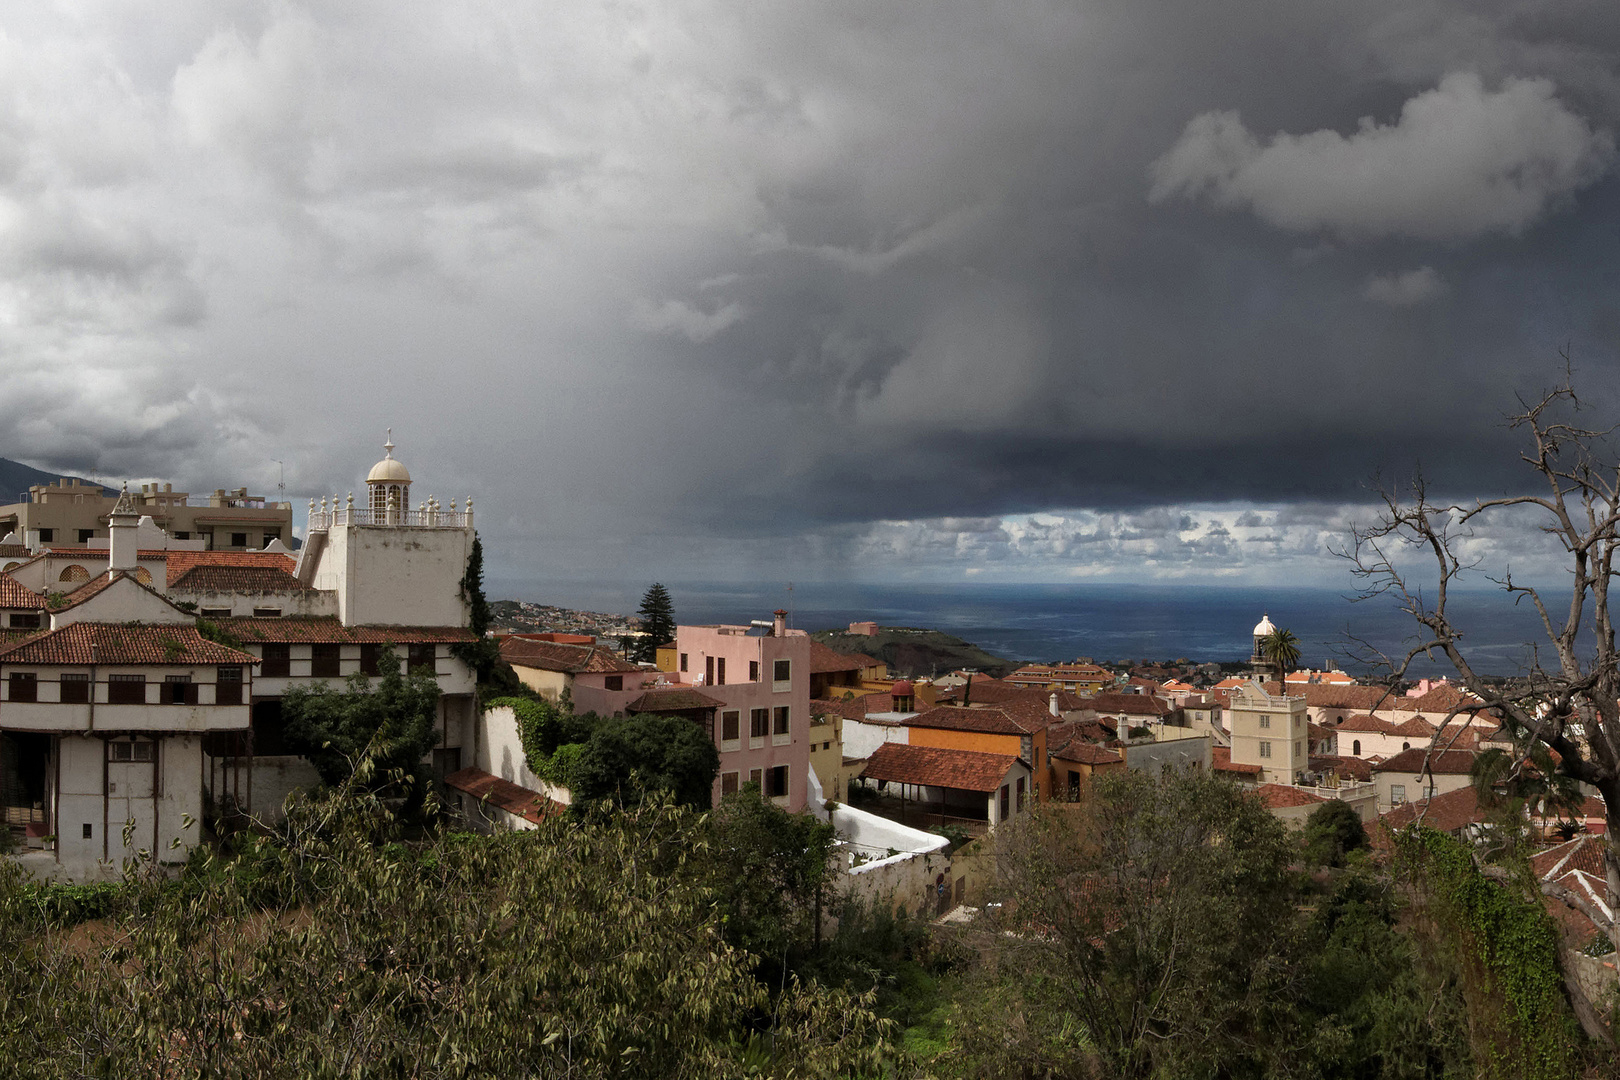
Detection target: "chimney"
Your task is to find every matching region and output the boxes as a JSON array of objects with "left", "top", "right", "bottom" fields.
[
  {"left": 1050, "top": 692, "right": 1060, "bottom": 718},
  {"left": 773, "top": 609, "right": 787, "bottom": 637},
  {"left": 107, "top": 484, "right": 138, "bottom": 577}
]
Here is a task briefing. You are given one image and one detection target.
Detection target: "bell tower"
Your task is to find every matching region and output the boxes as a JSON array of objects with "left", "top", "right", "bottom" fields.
[{"left": 365, "top": 430, "right": 412, "bottom": 524}]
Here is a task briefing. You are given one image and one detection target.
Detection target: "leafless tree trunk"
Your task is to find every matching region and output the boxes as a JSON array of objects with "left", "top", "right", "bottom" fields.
[{"left": 1337, "top": 374, "right": 1620, "bottom": 954}]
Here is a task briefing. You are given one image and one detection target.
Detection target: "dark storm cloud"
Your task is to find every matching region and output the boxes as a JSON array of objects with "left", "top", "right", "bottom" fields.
[{"left": 0, "top": 1, "right": 1614, "bottom": 583}]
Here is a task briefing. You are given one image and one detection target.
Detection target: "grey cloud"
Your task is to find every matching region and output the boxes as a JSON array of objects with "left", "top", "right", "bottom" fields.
[
  {"left": 1364, "top": 266, "right": 1447, "bottom": 306},
  {"left": 1149, "top": 73, "right": 1613, "bottom": 240}
]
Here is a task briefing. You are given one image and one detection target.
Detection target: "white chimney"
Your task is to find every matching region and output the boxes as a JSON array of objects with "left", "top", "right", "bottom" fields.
[
  {"left": 107, "top": 484, "right": 139, "bottom": 577},
  {"left": 1050, "top": 692, "right": 1060, "bottom": 718}
]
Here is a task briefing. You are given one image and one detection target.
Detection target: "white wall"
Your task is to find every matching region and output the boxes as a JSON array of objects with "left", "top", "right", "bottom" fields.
[
  {"left": 52, "top": 734, "right": 206, "bottom": 880},
  {"left": 308, "top": 524, "right": 471, "bottom": 627},
  {"left": 50, "top": 576, "right": 192, "bottom": 627},
  {"left": 842, "top": 717, "right": 909, "bottom": 760},
  {"left": 474, "top": 703, "right": 572, "bottom": 805}
]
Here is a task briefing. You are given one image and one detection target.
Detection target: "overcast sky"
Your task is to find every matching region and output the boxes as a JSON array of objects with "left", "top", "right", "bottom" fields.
[{"left": 2, "top": 1, "right": 1617, "bottom": 592}]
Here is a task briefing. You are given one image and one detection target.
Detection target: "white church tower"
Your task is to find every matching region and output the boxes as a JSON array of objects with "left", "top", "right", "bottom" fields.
[{"left": 295, "top": 434, "right": 474, "bottom": 627}]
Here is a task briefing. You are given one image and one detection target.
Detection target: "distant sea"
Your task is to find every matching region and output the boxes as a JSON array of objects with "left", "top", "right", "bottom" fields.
[{"left": 486, "top": 577, "right": 1559, "bottom": 677}]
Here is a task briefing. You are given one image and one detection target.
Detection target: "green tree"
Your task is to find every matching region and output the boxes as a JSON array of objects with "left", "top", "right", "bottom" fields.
[
  {"left": 450, "top": 532, "right": 501, "bottom": 683},
  {"left": 1301, "top": 797, "right": 1368, "bottom": 866},
  {"left": 281, "top": 646, "right": 441, "bottom": 791},
  {"left": 1260, "top": 625, "right": 1301, "bottom": 684},
  {"left": 631, "top": 582, "right": 675, "bottom": 664},
  {"left": 572, "top": 712, "right": 719, "bottom": 810}
]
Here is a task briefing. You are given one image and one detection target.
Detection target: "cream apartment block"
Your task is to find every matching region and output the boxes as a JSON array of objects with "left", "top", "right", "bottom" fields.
[
  {"left": 0, "top": 478, "right": 293, "bottom": 552},
  {"left": 1225, "top": 679, "right": 1309, "bottom": 785}
]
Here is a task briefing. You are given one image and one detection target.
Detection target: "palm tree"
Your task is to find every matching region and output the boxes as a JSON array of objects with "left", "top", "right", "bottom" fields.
[{"left": 1260, "top": 627, "right": 1301, "bottom": 689}]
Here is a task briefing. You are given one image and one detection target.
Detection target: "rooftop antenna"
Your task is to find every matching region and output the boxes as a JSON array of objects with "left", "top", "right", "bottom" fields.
[
  {"left": 785, "top": 581, "right": 794, "bottom": 629},
  {"left": 275, "top": 460, "right": 285, "bottom": 507}
]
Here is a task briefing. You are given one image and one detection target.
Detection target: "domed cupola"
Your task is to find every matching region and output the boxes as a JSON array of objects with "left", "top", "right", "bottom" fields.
[{"left": 366, "top": 430, "right": 411, "bottom": 523}]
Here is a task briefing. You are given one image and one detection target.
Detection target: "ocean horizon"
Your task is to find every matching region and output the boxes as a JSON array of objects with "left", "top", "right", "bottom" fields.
[{"left": 487, "top": 577, "right": 1558, "bottom": 678}]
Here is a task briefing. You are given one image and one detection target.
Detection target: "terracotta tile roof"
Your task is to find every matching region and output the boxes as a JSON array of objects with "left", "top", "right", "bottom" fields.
[
  {"left": 1531, "top": 834, "right": 1607, "bottom": 882},
  {"left": 812, "top": 697, "right": 877, "bottom": 723},
  {"left": 908, "top": 703, "right": 1048, "bottom": 736},
  {"left": 1405, "top": 684, "right": 1480, "bottom": 714},
  {"left": 1212, "top": 746, "right": 1263, "bottom": 776},
  {"left": 0, "top": 574, "right": 46, "bottom": 610},
  {"left": 1337, "top": 714, "right": 1396, "bottom": 733},
  {"left": 943, "top": 676, "right": 1028, "bottom": 705},
  {"left": 0, "top": 622, "right": 258, "bottom": 665},
  {"left": 1311, "top": 755, "right": 1373, "bottom": 783},
  {"left": 859, "top": 742, "right": 1020, "bottom": 793},
  {"left": 1379, "top": 785, "right": 1484, "bottom": 835},
  {"left": 1390, "top": 715, "right": 1437, "bottom": 737},
  {"left": 443, "top": 768, "right": 564, "bottom": 825},
  {"left": 1254, "top": 783, "right": 1327, "bottom": 809},
  {"left": 1373, "top": 747, "right": 1478, "bottom": 776},
  {"left": 809, "top": 640, "right": 869, "bottom": 674},
  {"left": 0, "top": 545, "right": 29, "bottom": 560},
  {"left": 1288, "top": 684, "right": 1396, "bottom": 711},
  {"left": 625, "top": 687, "right": 725, "bottom": 713},
  {"left": 1052, "top": 741, "right": 1123, "bottom": 766},
  {"left": 1080, "top": 692, "right": 1171, "bottom": 718},
  {"left": 499, "top": 637, "right": 638, "bottom": 674},
  {"left": 169, "top": 565, "right": 312, "bottom": 593},
  {"left": 163, "top": 551, "right": 298, "bottom": 587},
  {"left": 214, "top": 617, "right": 474, "bottom": 644}
]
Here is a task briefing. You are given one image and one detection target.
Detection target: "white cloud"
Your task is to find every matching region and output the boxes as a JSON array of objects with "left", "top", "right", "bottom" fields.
[
  {"left": 1363, "top": 266, "right": 1447, "bottom": 306},
  {"left": 1148, "top": 73, "right": 1614, "bottom": 240},
  {"left": 631, "top": 298, "right": 748, "bottom": 342}
]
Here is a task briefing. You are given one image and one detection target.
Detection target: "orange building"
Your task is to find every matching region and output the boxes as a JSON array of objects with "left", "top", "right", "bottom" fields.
[{"left": 904, "top": 700, "right": 1055, "bottom": 799}]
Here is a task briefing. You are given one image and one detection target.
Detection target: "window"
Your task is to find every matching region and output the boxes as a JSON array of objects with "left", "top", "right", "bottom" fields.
[
  {"left": 705, "top": 656, "right": 714, "bottom": 684},
  {"left": 1259, "top": 714, "right": 1270, "bottom": 729},
  {"left": 773, "top": 706, "right": 790, "bottom": 736},
  {"left": 408, "top": 644, "right": 436, "bottom": 672},
  {"left": 108, "top": 674, "right": 146, "bottom": 704},
  {"left": 109, "top": 740, "right": 155, "bottom": 762},
  {"left": 253, "top": 607, "right": 282, "bottom": 618},
  {"left": 1016, "top": 776, "right": 1026, "bottom": 811},
  {"left": 1259, "top": 740, "right": 1271, "bottom": 758},
  {"left": 59, "top": 564, "right": 88, "bottom": 583},
  {"left": 721, "top": 711, "right": 740, "bottom": 742},
  {"left": 679, "top": 652, "right": 688, "bottom": 673},
  {"left": 216, "top": 667, "right": 243, "bottom": 705},
  {"left": 8, "top": 672, "right": 37, "bottom": 703},
  {"left": 82, "top": 823, "right": 92, "bottom": 839},
  {"left": 1352, "top": 739, "right": 1361, "bottom": 756},
  {"left": 230, "top": 533, "right": 247, "bottom": 547},
  {"left": 772, "top": 659, "right": 791, "bottom": 686},
  {"left": 749, "top": 768, "right": 763, "bottom": 789},
  {"left": 999, "top": 785, "right": 1010, "bottom": 819},
  {"left": 1295, "top": 741, "right": 1303, "bottom": 758},
  {"left": 60, "top": 673, "right": 89, "bottom": 704},
  {"left": 260, "top": 643, "right": 290, "bottom": 677},
  {"left": 173, "top": 531, "right": 190, "bottom": 540},
  {"left": 263, "top": 529, "right": 281, "bottom": 544},
  {"left": 77, "top": 529, "right": 95, "bottom": 543},
  {"left": 749, "top": 660, "right": 760, "bottom": 682},
  {"left": 766, "top": 765, "right": 789, "bottom": 798},
  {"left": 1391, "top": 784, "right": 1407, "bottom": 804},
  {"left": 750, "top": 708, "right": 768, "bottom": 740},
  {"left": 200, "top": 608, "right": 230, "bottom": 619},
  {"left": 715, "top": 657, "right": 725, "bottom": 685},
  {"left": 1402, "top": 741, "right": 1411, "bottom": 751},
  {"left": 164, "top": 675, "right": 196, "bottom": 705},
  {"left": 721, "top": 771, "right": 739, "bottom": 795},
  {"left": 37, "top": 529, "right": 52, "bottom": 543},
  {"left": 310, "top": 643, "right": 341, "bottom": 678},
  {"left": 8, "top": 613, "right": 39, "bottom": 629},
  {"left": 604, "top": 675, "right": 623, "bottom": 692}
]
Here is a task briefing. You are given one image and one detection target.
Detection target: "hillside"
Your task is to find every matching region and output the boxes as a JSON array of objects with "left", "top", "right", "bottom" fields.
[
  {"left": 812, "top": 626, "right": 1018, "bottom": 679},
  {"left": 0, "top": 457, "right": 115, "bottom": 501}
]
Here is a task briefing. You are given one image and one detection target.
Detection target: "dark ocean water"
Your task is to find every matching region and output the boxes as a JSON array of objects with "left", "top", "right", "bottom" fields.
[{"left": 486, "top": 577, "right": 1559, "bottom": 677}]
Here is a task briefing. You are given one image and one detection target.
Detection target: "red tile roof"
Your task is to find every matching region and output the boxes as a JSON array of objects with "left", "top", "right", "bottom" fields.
[
  {"left": 1531, "top": 834, "right": 1606, "bottom": 882},
  {"left": 1390, "top": 715, "right": 1437, "bottom": 737},
  {"left": 811, "top": 696, "right": 878, "bottom": 723},
  {"left": 499, "top": 637, "right": 638, "bottom": 674},
  {"left": 0, "top": 622, "right": 258, "bottom": 665},
  {"left": 625, "top": 687, "right": 725, "bottom": 713},
  {"left": 1284, "top": 684, "right": 1397, "bottom": 711},
  {"left": 859, "top": 742, "right": 1020, "bottom": 793},
  {"left": 908, "top": 703, "right": 1049, "bottom": 736},
  {"left": 1212, "top": 746, "right": 1263, "bottom": 776},
  {"left": 0, "top": 574, "right": 45, "bottom": 610},
  {"left": 1310, "top": 755, "right": 1373, "bottom": 783},
  {"left": 169, "top": 565, "right": 312, "bottom": 593},
  {"left": 1379, "top": 785, "right": 1484, "bottom": 834},
  {"left": 1337, "top": 714, "right": 1396, "bottom": 733},
  {"left": 214, "top": 617, "right": 474, "bottom": 644},
  {"left": 1373, "top": 747, "right": 1478, "bottom": 776},
  {"left": 1051, "top": 741, "right": 1123, "bottom": 767},
  {"left": 942, "top": 676, "right": 1028, "bottom": 705},
  {"left": 443, "top": 768, "right": 564, "bottom": 824},
  {"left": 809, "top": 640, "right": 869, "bottom": 674},
  {"left": 1405, "top": 684, "right": 1480, "bottom": 714},
  {"left": 1254, "top": 783, "right": 1328, "bottom": 809},
  {"left": 1080, "top": 693, "right": 1171, "bottom": 718},
  {"left": 163, "top": 551, "right": 298, "bottom": 587}
]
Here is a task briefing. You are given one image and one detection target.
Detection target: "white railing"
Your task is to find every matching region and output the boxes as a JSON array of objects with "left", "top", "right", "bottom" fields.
[{"left": 308, "top": 508, "right": 472, "bottom": 530}]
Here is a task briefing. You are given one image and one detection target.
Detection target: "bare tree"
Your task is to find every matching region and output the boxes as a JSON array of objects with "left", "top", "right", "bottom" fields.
[{"left": 1339, "top": 375, "right": 1620, "bottom": 951}]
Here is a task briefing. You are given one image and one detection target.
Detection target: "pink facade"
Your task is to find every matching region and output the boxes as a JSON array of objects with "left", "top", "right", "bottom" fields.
[{"left": 571, "top": 621, "right": 812, "bottom": 813}]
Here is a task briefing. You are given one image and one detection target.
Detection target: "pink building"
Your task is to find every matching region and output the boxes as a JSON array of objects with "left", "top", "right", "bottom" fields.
[{"left": 571, "top": 610, "right": 812, "bottom": 812}]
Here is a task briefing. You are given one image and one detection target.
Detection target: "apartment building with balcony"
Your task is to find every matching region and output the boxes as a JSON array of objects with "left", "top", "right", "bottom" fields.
[{"left": 0, "top": 477, "right": 293, "bottom": 552}]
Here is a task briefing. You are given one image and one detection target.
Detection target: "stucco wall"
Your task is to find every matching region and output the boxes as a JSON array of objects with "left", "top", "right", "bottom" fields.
[
  {"left": 52, "top": 733, "right": 206, "bottom": 880},
  {"left": 475, "top": 704, "right": 572, "bottom": 806},
  {"left": 1123, "top": 735, "right": 1212, "bottom": 775},
  {"left": 309, "top": 524, "right": 471, "bottom": 627},
  {"left": 841, "top": 717, "right": 908, "bottom": 760}
]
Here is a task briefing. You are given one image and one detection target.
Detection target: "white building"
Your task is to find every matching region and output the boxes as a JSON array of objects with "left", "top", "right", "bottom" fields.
[{"left": 0, "top": 438, "right": 481, "bottom": 880}]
